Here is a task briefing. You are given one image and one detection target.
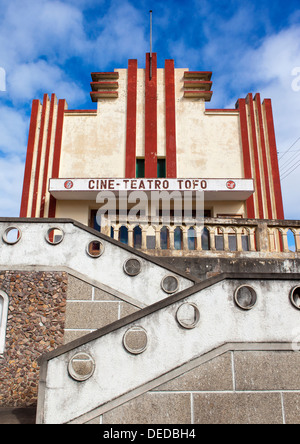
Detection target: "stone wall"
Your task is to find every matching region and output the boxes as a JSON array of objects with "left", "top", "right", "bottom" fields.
[
  {"left": 159, "top": 257, "right": 300, "bottom": 281},
  {"left": 64, "top": 276, "right": 139, "bottom": 343},
  {"left": 0, "top": 271, "right": 67, "bottom": 408},
  {"left": 98, "top": 351, "right": 300, "bottom": 425},
  {"left": 0, "top": 271, "right": 140, "bottom": 409}
]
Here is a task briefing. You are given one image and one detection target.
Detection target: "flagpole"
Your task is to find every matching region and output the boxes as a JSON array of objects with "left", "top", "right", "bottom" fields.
[{"left": 149, "top": 10, "right": 152, "bottom": 80}]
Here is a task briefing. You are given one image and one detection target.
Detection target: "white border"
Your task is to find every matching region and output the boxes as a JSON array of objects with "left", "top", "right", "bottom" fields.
[{"left": 0, "top": 290, "right": 9, "bottom": 354}]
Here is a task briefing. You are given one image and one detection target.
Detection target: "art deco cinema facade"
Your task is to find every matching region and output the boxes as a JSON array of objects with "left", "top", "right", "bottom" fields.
[{"left": 0, "top": 54, "right": 300, "bottom": 425}]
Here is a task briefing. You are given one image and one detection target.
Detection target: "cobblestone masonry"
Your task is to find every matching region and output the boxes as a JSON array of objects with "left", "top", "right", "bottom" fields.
[{"left": 0, "top": 271, "right": 67, "bottom": 408}]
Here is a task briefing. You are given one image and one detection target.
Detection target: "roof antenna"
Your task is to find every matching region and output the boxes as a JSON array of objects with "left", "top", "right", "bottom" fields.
[{"left": 149, "top": 10, "right": 152, "bottom": 80}]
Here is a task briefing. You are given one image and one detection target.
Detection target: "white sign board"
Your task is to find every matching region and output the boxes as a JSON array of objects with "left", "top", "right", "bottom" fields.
[{"left": 49, "top": 178, "right": 254, "bottom": 201}]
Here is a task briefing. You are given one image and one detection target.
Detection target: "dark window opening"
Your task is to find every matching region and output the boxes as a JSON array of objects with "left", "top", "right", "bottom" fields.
[
  {"left": 136, "top": 158, "right": 145, "bottom": 178},
  {"left": 157, "top": 158, "right": 166, "bottom": 178},
  {"left": 90, "top": 209, "right": 101, "bottom": 232}
]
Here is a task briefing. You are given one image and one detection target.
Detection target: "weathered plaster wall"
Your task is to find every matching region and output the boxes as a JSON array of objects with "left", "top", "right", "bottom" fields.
[
  {"left": 60, "top": 69, "right": 127, "bottom": 179},
  {"left": 58, "top": 68, "right": 243, "bottom": 182}
]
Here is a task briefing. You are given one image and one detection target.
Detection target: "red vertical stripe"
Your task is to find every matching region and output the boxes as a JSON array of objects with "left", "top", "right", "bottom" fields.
[
  {"left": 125, "top": 59, "right": 137, "bottom": 178},
  {"left": 20, "top": 99, "right": 40, "bottom": 217},
  {"left": 40, "top": 94, "right": 56, "bottom": 217},
  {"left": 31, "top": 94, "right": 49, "bottom": 217},
  {"left": 263, "top": 99, "right": 284, "bottom": 220},
  {"left": 165, "top": 59, "right": 177, "bottom": 178},
  {"left": 48, "top": 99, "right": 66, "bottom": 218},
  {"left": 237, "top": 99, "right": 255, "bottom": 218},
  {"left": 145, "top": 52, "right": 157, "bottom": 178},
  {"left": 254, "top": 93, "right": 273, "bottom": 219},
  {"left": 247, "top": 93, "right": 264, "bottom": 219}
]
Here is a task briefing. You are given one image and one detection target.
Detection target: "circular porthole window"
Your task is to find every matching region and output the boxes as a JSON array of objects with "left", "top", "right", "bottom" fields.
[
  {"left": 290, "top": 286, "right": 300, "bottom": 310},
  {"left": 124, "top": 258, "right": 142, "bottom": 276},
  {"left": 3, "top": 227, "right": 22, "bottom": 245},
  {"left": 176, "top": 302, "right": 200, "bottom": 329},
  {"left": 234, "top": 285, "right": 257, "bottom": 310},
  {"left": 123, "top": 326, "right": 148, "bottom": 355},
  {"left": 46, "top": 227, "right": 64, "bottom": 245},
  {"left": 161, "top": 275, "right": 179, "bottom": 294},
  {"left": 86, "top": 240, "right": 104, "bottom": 258},
  {"left": 68, "top": 352, "right": 95, "bottom": 382}
]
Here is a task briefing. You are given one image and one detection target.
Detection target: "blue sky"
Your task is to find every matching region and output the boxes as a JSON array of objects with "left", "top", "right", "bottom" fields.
[{"left": 0, "top": 0, "right": 300, "bottom": 218}]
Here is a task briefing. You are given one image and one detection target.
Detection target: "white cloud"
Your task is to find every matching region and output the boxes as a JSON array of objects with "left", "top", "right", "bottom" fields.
[
  {"left": 0, "top": 0, "right": 88, "bottom": 106},
  {"left": 0, "top": 155, "right": 24, "bottom": 217},
  {"left": 0, "top": 0, "right": 88, "bottom": 65},
  {"left": 93, "top": 1, "right": 148, "bottom": 67},
  {"left": 8, "top": 61, "right": 86, "bottom": 104},
  {"left": 0, "top": 106, "right": 28, "bottom": 155}
]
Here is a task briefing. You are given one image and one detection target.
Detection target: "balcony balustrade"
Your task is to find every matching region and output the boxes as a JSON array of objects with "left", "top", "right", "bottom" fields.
[{"left": 99, "top": 217, "right": 300, "bottom": 257}]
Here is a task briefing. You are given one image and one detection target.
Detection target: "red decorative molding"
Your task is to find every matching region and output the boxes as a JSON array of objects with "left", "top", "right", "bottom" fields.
[
  {"left": 263, "top": 99, "right": 284, "bottom": 220},
  {"left": 31, "top": 94, "right": 49, "bottom": 217},
  {"left": 254, "top": 93, "right": 273, "bottom": 219},
  {"left": 125, "top": 59, "right": 138, "bottom": 178},
  {"left": 237, "top": 98, "right": 255, "bottom": 218},
  {"left": 247, "top": 93, "right": 264, "bottom": 219},
  {"left": 48, "top": 99, "right": 67, "bottom": 218},
  {"left": 39, "top": 94, "right": 56, "bottom": 218},
  {"left": 145, "top": 53, "right": 157, "bottom": 178},
  {"left": 20, "top": 99, "right": 40, "bottom": 217},
  {"left": 165, "top": 59, "right": 177, "bottom": 178}
]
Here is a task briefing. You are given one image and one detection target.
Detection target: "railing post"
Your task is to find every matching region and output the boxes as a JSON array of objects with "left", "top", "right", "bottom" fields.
[
  {"left": 268, "top": 228, "right": 276, "bottom": 252},
  {"left": 248, "top": 228, "right": 256, "bottom": 252},
  {"left": 169, "top": 227, "right": 175, "bottom": 250},
  {"left": 295, "top": 230, "right": 300, "bottom": 253},
  {"left": 279, "top": 228, "right": 289, "bottom": 253},
  {"left": 256, "top": 222, "right": 269, "bottom": 252},
  {"left": 209, "top": 227, "right": 216, "bottom": 251},
  {"left": 101, "top": 222, "right": 110, "bottom": 237},
  {"left": 236, "top": 228, "right": 243, "bottom": 252},
  {"left": 128, "top": 228, "right": 134, "bottom": 248},
  {"left": 194, "top": 227, "right": 201, "bottom": 251},
  {"left": 141, "top": 228, "right": 147, "bottom": 250},
  {"left": 113, "top": 226, "right": 119, "bottom": 241},
  {"left": 182, "top": 227, "right": 188, "bottom": 251},
  {"left": 155, "top": 227, "right": 160, "bottom": 250},
  {"left": 223, "top": 228, "right": 230, "bottom": 252}
]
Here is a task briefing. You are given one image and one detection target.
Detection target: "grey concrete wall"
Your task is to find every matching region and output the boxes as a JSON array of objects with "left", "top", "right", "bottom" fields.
[
  {"left": 37, "top": 275, "right": 300, "bottom": 424},
  {"left": 99, "top": 350, "right": 300, "bottom": 424},
  {"left": 159, "top": 257, "right": 300, "bottom": 281},
  {"left": 64, "top": 276, "right": 139, "bottom": 343}
]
